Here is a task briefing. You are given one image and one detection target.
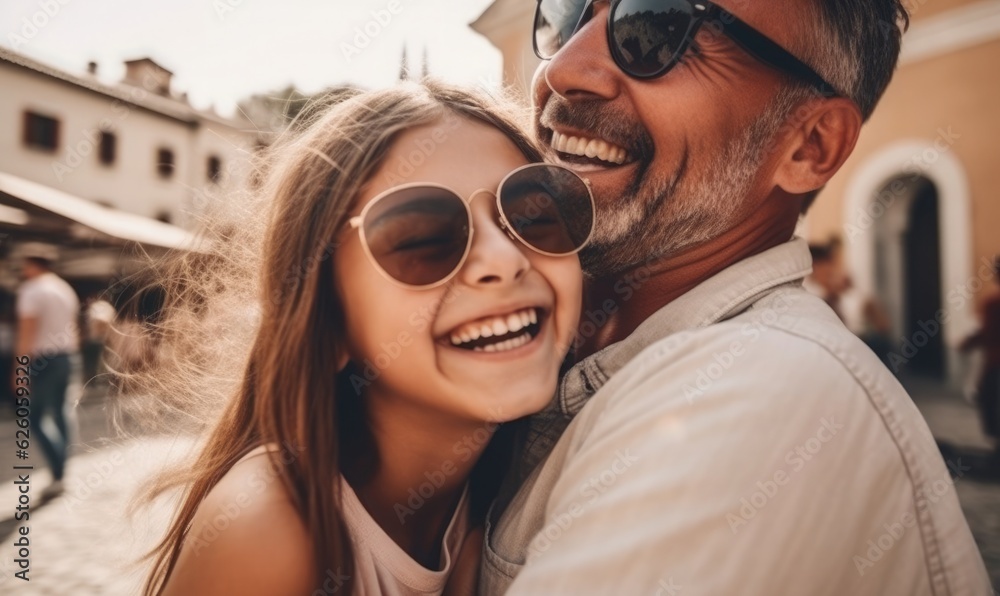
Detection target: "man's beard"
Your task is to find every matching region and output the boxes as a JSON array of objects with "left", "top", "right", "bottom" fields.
[{"left": 578, "top": 89, "right": 801, "bottom": 279}]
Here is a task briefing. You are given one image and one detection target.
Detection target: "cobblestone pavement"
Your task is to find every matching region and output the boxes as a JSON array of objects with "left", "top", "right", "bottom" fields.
[
  {"left": 0, "top": 388, "right": 196, "bottom": 595},
  {"left": 907, "top": 380, "right": 1000, "bottom": 589},
  {"left": 0, "top": 382, "right": 996, "bottom": 594}
]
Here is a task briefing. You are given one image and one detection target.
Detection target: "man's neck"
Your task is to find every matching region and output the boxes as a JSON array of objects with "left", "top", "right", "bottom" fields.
[{"left": 577, "top": 198, "right": 801, "bottom": 359}]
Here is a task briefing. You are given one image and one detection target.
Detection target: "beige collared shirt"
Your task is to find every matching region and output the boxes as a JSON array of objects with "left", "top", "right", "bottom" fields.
[{"left": 481, "top": 238, "right": 989, "bottom": 595}]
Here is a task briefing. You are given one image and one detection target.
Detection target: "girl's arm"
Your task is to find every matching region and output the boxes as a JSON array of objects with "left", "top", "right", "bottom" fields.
[{"left": 159, "top": 455, "right": 315, "bottom": 596}]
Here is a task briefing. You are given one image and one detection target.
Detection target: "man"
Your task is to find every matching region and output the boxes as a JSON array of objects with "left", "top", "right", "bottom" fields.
[
  {"left": 961, "top": 257, "right": 1000, "bottom": 453},
  {"left": 14, "top": 243, "right": 80, "bottom": 498},
  {"left": 480, "top": 1, "right": 989, "bottom": 594}
]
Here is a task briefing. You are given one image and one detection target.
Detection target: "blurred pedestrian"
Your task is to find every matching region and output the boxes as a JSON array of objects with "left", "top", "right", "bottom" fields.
[
  {"left": 804, "top": 242, "right": 843, "bottom": 318},
  {"left": 806, "top": 240, "right": 894, "bottom": 369},
  {"left": 83, "top": 295, "right": 116, "bottom": 384},
  {"left": 0, "top": 290, "right": 15, "bottom": 410},
  {"left": 13, "top": 243, "right": 80, "bottom": 498},
  {"left": 960, "top": 256, "right": 1000, "bottom": 451}
]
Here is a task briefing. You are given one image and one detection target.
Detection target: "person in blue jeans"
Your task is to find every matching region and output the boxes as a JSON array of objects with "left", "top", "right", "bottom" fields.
[{"left": 14, "top": 243, "right": 80, "bottom": 499}]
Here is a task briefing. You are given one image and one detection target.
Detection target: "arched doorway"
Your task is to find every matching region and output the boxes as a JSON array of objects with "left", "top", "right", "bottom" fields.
[
  {"left": 873, "top": 176, "right": 945, "bottom": 378},
  {"left": 843, "top": 141, "right": 974, "bottom": 387}
]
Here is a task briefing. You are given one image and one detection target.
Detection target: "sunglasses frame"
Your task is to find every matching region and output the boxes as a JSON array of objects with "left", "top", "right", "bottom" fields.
[
  {"left": 534, "top": 0, "right": 840, "bottom": 97},
  {"left": 348, "top": 163, "right": 595, "bottom": 290}
]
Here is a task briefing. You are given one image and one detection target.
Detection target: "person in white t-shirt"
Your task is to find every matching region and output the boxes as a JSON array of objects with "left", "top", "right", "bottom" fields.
[{"left": 14, "top": 243, "right": 80, "bottom": 499}]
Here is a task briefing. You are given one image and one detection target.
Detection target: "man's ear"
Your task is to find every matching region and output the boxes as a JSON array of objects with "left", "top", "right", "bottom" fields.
[{"left": 773, "top": 97, "right": 862, "bottom": 195}]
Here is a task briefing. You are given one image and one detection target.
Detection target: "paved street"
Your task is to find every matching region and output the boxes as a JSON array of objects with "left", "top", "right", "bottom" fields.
[
  {"left": 0, "top": 381, "right": 996, "bottom": 594},
  {"left": 907, "top": 379, "right": 1000, "bottom": 589},
  {"left": 0, "top": 386, "right": 197, "bottom": 595}
]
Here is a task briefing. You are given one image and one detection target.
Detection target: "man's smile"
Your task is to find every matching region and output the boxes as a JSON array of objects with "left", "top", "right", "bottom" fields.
[{"left": 550, "top": 129, "right": 629, "bottom": 165}]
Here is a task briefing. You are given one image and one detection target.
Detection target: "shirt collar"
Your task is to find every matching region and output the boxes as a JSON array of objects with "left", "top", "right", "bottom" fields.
[{"left": 557, "top": 237, "right": 813, "bottom": 417}]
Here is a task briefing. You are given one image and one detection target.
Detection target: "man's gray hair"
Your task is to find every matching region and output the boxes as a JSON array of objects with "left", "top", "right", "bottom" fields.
[
  {"left": 788, "top": 0, "right": 910, "bottom": 213},
  {"left": 802, "top": 0, "right": 911, "bottom": 121}
]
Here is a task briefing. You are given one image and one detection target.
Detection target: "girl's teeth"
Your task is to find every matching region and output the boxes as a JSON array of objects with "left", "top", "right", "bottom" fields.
[
  {"left": 448, "top": 309, "right": 540, "bottom": 348},
  {"left": 478, "top": 333, "right": 530, "bottom": 354},
  {"left": 492, "top": 319, "right": 508, "bottom": 336}
]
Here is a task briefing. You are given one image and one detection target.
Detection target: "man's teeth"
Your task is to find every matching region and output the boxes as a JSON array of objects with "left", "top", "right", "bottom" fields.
[
  {"left": 450, "top": 307, "right": 539, "bottom": 351},
  {"left": 551, "top": 131, "right": 627, "bottom": 165}
]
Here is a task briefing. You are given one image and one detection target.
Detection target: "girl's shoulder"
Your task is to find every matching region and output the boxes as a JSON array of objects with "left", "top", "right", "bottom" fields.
[{"left": 160, "top": 445, "right": 314, "bottom": 596}]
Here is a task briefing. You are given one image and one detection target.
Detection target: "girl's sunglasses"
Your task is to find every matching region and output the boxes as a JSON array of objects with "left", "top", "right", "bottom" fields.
[
  {"left": 534, "top": 0, "right": 840, "bottom": 96},
  {"left": 348, "top": 164, "right": 595, "bottom": 289}
]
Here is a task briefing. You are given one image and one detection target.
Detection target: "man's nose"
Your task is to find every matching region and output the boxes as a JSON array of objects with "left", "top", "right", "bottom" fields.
[
  {"left": 541, "top": 1, "right": 621, "bottom": 102},
  {"left": 457, "top": 195, "right": 530, "bottom": 288}
]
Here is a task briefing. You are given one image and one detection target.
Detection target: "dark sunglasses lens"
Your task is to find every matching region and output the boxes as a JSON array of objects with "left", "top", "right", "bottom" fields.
[
  {"left": 362, "top": 187, "right": 469, "bottom": 287},
  {"left": 611, "top": 0, "right": 696, "bottom": 77},
  {"left": 534, "top": 0, "right": 589, "bottom": 58},
  {"left": 499, "top": 166, "right": 594, "bottom": 255}
]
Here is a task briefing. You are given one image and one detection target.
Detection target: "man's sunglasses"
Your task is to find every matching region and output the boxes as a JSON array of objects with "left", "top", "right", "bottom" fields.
[
  {"left": 348, "top": 164, "right": 595, "bottom": 289},
  {"left": 534, "top": 0, "right": 839, "bottom": 96}
]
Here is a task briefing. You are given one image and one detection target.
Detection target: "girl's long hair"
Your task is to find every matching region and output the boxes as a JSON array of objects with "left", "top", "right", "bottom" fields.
[{"left": 136, "top": 80, "right": 542, "bottom": 595}]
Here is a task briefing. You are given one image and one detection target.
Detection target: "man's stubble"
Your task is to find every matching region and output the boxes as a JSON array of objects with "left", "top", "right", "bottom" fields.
[{"left": 580, "top": 87, "right": 805, "bottom": 278}]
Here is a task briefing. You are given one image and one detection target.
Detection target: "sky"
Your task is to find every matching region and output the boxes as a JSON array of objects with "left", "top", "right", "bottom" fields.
[{"left": 1, "top": 0, "right": 502, "bottom": 116}]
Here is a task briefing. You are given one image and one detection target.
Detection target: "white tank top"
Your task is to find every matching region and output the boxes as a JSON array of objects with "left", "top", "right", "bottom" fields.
[{"left": 238, "top": 445, "right": 471, "bottom": 595}]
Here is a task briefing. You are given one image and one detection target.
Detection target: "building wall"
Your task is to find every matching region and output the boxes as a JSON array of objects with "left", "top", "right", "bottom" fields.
[
  {"left": 0, "top": 61, "right": 257, "bottom": 226},
  {"left": 809, "top": 26, "right": 1000, "bottom": 302}
]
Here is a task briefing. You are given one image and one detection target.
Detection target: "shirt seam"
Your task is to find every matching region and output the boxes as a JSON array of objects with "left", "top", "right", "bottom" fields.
[{"left": 756, "top": 321, "right": 950, "bottom": 595}]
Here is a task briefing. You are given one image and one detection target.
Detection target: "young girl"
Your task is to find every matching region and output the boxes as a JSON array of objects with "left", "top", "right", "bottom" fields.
[{"left": 138, "top": 81, "right": 594, "bottom": 595}]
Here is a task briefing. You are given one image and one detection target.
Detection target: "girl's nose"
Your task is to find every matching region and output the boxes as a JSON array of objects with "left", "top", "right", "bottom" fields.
[{"left": 458, "top": 192, "right": 530, "bottom": 287}]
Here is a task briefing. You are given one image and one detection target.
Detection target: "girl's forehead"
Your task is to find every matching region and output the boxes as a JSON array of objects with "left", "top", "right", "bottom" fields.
[{"left": 360, "top": 117, "right": 530, "bottom": 207}]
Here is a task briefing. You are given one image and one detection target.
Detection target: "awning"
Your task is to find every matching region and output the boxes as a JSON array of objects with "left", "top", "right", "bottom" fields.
[{"left": 0, "top": 170, "right": 202, "bottom": 251}]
